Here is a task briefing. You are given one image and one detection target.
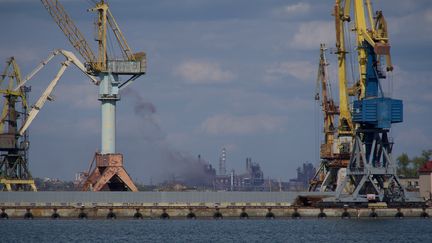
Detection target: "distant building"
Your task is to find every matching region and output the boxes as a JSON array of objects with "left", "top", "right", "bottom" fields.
[
  {"left": 399, "top": 177, "right": 420, "bottom": 192},
  {"left": 419, "top": 160, "right": 432, "bottom": 200},
  {"left": 287, "top": 162, "right": 316, "bottom": 191}
]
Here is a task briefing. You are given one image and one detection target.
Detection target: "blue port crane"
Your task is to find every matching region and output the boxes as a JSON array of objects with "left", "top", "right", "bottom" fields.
[{"left": 328, "top": 0, "right": 417, "bottom": 203}]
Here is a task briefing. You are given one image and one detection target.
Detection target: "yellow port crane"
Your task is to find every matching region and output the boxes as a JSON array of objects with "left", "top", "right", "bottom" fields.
[
  {"left": 0, "top": 57, "right": 36, "bottom": 191},
  {"left": 40, "top": 0, "right": 146, "bottom": 191},
  {"left": 309, "top": 44, "right": 340, "bottom": 192},
  {"left": 310, "top": 0, "right": 394, "bottom": 193},
  {"left": 0, "top": 50, "right": 100, "bottom": 191}
]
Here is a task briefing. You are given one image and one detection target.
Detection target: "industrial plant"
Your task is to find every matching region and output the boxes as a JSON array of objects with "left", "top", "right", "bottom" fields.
[{"left": 0, "top": 0, "right": 431, "bottom": 220}]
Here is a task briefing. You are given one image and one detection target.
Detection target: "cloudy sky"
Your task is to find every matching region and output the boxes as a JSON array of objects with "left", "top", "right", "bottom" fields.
[{"left": 0, "top": 0, "right": 431, "bottom": 183}]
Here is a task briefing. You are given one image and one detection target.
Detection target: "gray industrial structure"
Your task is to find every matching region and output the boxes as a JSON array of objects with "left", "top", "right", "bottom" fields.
[
  {"left": 287, "top": 163, "right": 316, "bottom": 191},
  {"left": 213, "top": 158, "right": 265, "bottom": 191},
  {"left": 218, "top": 148, "right": 227, "bottom": 176}
]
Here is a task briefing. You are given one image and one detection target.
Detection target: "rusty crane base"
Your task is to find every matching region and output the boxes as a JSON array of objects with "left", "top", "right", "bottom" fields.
[{"left": 82, "top": 153, "right": 138, "bottom": 192}]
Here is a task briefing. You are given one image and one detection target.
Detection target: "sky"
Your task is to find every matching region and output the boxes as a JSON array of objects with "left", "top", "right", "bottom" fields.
[{"left": 0, "top": 0, "right": 431, "bottom": 183}]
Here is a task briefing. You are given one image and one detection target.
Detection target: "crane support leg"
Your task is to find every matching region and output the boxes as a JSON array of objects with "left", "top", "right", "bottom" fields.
[{"left": 82, "top": 153, "right": 137, "bottom": 191}]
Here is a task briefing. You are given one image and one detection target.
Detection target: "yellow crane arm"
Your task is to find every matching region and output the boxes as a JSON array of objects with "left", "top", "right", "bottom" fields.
[
  {"left": 351, "top": 0, "right": 393, "bottom": 99},
  {"left": 335, "top": 0, "right": 353, "bottom": 134},
  {"left": 40, "top": 0, "right": 97, "bottom": 65},
  {"left": 0, "top": 57, "right": 28, "bottom": 132}
]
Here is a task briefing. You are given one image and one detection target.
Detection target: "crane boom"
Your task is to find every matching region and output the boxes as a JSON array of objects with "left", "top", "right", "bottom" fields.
[
  {"left": 334, "top": 0, "right": 353, "bottom": 135},
  {"left": 14, "top": 50, "right": 98, "bottom": 92},
  {"left": 40, "top": 0, "right": 97, "bottom": 65},
  {"left": 18, "top": 61, "right": 69, "bottom": 136},
  {"left": 16, "top": 49, "right": 98, "bottom": 135}
]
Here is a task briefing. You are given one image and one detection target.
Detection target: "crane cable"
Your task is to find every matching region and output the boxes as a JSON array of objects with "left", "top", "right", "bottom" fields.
[
  {"left": 107, "top": 28, "right": 117, "bottom": 60},
  {"left": 346, "top": 21, "right": 356, "bottom": 88}
]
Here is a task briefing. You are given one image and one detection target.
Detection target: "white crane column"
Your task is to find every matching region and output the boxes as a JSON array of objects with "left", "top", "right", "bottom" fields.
[{"left": 99, "top": 73, "right": 119, "bottom": 154}]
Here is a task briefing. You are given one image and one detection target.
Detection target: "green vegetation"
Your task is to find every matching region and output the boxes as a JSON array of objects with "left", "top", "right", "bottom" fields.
[{"left": 397, "top": 149, "right": 432, "bottom": 177}]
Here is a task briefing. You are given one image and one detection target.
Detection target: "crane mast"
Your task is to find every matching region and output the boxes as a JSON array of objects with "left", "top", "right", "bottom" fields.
[
  {"left": 318, "top": 45, "right": 338, "bottom": 152},
  {"left": 334, "top": 0, "right": 353, "bottom": 135},
  {"left": 309, "top": 44, "right": 341, "bottom": 192}
]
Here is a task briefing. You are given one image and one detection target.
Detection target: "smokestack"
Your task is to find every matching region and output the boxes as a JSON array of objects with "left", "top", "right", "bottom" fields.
[
  {"left": 219, "top": 148, "right": 226, "bottom": 175},
  {"left": 230, "top": 170, "right": 234, "bottom": 191}
]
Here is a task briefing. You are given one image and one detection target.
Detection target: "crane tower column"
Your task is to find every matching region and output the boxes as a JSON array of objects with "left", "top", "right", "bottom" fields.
[{"left": 99, "top": 73, "right": 119, "bottom": 154}]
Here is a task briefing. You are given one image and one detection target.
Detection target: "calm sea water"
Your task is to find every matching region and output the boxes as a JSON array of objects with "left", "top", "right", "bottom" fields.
[{"left": 1, "top": 218, "right": 431, "bottom": 242}]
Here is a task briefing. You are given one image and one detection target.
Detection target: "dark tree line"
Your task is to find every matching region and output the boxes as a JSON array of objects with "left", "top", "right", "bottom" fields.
[{"left": 397, "top": 149, "right": 432, "bottom": 177}]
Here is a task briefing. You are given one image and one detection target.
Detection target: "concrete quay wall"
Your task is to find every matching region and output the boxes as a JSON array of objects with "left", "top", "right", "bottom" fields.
[{"left": 1, "top": 206, "right": 430, "bottom": 219}]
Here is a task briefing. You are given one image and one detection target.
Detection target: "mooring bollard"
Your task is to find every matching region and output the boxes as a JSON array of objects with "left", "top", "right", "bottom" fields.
[
  {"left": 24, "top": 208, "right": 33, "bottom": 220},
  {"left": 0, "top": 208, "right": 8, "bottom": 219},
  {"left": 160, "top": 209, "right": 170, "bottom": 219},
  {"left": 51, "top": 208, "right": 60, "bottom": 219},
  {"left": 186, "top": 208, "right": 196, "bottom": 219},
  {"left": 213, "top": 208, "right": 223, "bottom": 219},
  {"left": 369, "top": 208, "right": 378, "bottom": 218},
  {"left": 421, "top": 207, "right": 429, "bottom": 218},
  {"left": 78, "top": 206, "right": 87, "bottom": 219},
  {"left": 133, "top": 208, "right": 143, "bottom": 219},
  {"left": 292, "top": 208, "right": 301, "bottom": 219},
  {"left": 239, "top": 208, "right": 249, "bottom": 219},
  {"left": 318, "top": 208, "right": 327, "bottom": 219},
  {"left": 341, "top": 207, "right": 351, "bottom": 219},
  {"left": 395, "top": 208, "right": 404, "bottom": 219},
  {"left": 107, "top": 208, "right": 116, "bottom": 219},
  {"left": 265, "top": 208, "right": 275, "bottom": 219}
]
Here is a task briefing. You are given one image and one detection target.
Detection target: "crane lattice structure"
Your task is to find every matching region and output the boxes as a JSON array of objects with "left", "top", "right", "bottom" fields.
[
  {"left": 308, "top": 44, "right": 343, "bottom": 192},
  {"left": 0, "top": 57, "right": 36, "bottom": 191},
  {"left": 40, "top": 0, "right": 146, "bottom": 191}
]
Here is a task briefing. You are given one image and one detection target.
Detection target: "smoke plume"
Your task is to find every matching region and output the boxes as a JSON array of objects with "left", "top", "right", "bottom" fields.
[{"left": 121, "top": 88, "right": 213, "bottom": 186}]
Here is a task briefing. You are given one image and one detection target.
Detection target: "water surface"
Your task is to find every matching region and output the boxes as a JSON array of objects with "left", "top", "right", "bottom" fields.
[{"left": 1, "top": 218, "right": 430, "bottom": 242}]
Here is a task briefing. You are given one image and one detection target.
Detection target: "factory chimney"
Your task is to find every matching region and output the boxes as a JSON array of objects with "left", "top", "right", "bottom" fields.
[{"left": 219, "top": 148, "right": 227, "bottom": 175}]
